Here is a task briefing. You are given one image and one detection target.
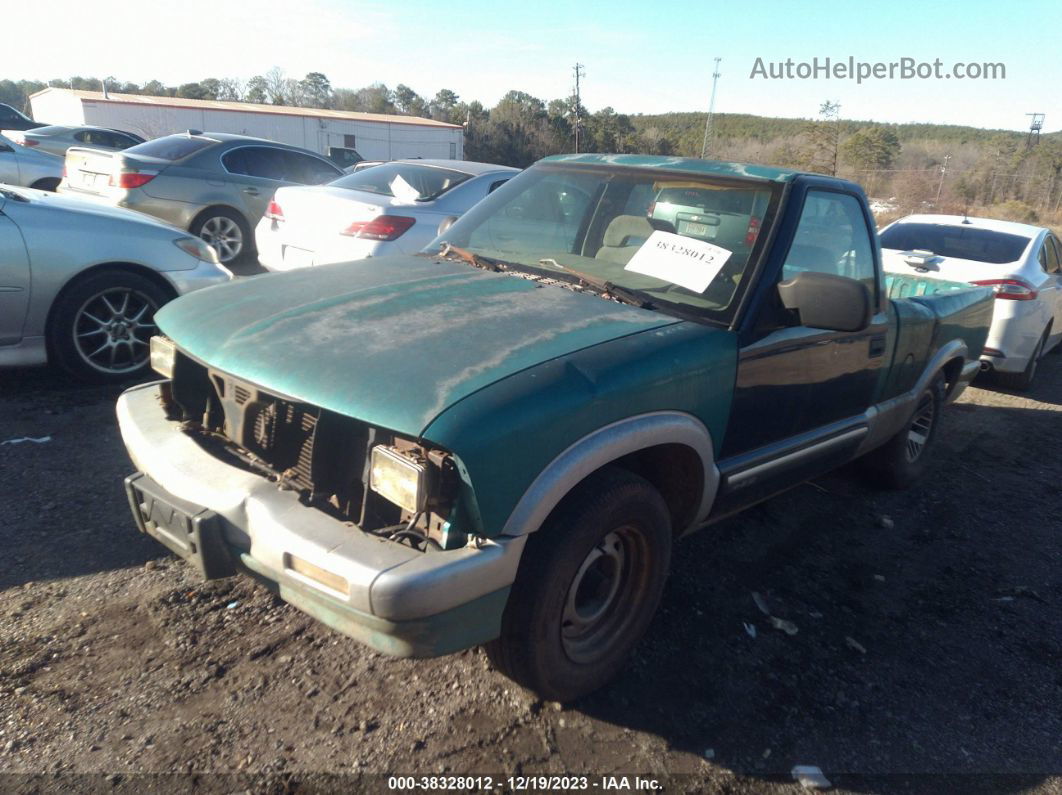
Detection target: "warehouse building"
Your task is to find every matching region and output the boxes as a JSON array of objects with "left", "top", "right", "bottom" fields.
[{"left": 29, "top": 88, "right": 464, "bottom": 166}]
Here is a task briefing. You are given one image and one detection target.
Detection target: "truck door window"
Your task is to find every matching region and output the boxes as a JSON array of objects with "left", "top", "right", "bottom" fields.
[{"left": 781, "top": 191, "right": 877, "bottom": 292}]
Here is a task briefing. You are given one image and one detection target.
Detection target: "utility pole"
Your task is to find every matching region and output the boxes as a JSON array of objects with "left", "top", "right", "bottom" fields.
[
  {"left": 1026, "top": 113, "right": 1044, "bottom": 146},
  {"left": 935, "top": 154, "right": 951, "bottom": 204},
  {"left": 700, "top": 58, "right": 722, "bottom": 159},
  {"left": 572, "top": 63, "right": 585, "bottom": 153}
]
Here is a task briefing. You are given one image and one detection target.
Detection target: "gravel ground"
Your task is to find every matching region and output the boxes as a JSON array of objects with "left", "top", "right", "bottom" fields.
[{"left": 1, "top": 349, "right": 1060, "bottom": 794}]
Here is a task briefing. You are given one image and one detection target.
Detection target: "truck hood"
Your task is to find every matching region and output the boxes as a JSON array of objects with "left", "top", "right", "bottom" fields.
[{"left": 156, "top": 255, "right": 679, "bottom": 435}]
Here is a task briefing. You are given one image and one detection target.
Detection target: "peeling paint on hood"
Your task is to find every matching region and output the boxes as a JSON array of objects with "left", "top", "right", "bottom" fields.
[{"left": 155, "top": 255, "right": 678, "bottom": 435}]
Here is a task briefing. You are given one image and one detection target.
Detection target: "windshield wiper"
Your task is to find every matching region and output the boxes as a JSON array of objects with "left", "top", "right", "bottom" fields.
[
  {"left": 439, "top": 243, "right": 502, "bottom": 272},
  {"left": 538, "top": 259, "right": 656, "bottom": 310}
]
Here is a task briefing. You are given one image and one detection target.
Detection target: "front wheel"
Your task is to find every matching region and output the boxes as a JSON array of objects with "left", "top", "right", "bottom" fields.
[
  {"left": 486, "top": 468, "right": 672, "bottom": 702},
  {"left": 48, "top": 270, "right": 170, "bottom": 382},
  {"left": 861, "top": 374, "right": 945, "bottom": 489}
]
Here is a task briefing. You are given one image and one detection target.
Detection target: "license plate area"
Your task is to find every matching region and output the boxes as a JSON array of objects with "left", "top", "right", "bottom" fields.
[{"left": 124, "top": 473, "right": 236, "bottom": 579}]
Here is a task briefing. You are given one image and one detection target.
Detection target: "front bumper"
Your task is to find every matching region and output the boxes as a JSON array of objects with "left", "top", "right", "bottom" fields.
[
  {"left": 117, "top": 382, "right": 525, "bottom": 657},
  {"left": 162, "top": 258, "right": 233, "bottom": 296}
]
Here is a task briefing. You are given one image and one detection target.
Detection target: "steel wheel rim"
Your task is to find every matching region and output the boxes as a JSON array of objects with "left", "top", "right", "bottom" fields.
[
  {"left": 72, "top": 287, "right": 158, "bottom": 374},
  {"left": 199, "top": 216, "right": 242, "bottom": 262},
  {"left": 905, "top": 393, "right": 935, "bottom": 463},
  {"left": 561, "top": 524, "right": 650, "bottom": 664}
]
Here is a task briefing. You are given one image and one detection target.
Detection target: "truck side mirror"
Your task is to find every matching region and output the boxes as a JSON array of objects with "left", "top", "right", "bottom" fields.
[{"left": 777, "top": 271, "right": 872, "bottom": 332}]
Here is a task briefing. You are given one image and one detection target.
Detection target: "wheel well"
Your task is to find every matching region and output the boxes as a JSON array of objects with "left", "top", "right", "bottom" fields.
[
  {"left": 941, "top": 356, "right": 964, "bottom": 397},
  {"left": 548, "top": 444, "right": 704, "bottom": 537},
  {"left": 45, "top": 263, "right": 177, "bottom": 346},
  {"left": 190, "top": 204, "right": 247, "bottom": 232},
  {"left": 30, "top": 177, "right": 60, "bottom": 191}
]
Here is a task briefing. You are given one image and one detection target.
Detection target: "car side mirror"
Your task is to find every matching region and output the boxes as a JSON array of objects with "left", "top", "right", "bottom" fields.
[
  {"left": 777, "top": 271, "right": 872, "bottom": 332},
  {"left": 437, "top": 216, "right": 459, "bottom": 235}
]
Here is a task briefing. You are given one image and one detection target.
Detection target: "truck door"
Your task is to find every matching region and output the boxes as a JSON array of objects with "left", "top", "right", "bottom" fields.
[
  {"left": 0, "top": 204, "right": 31, "bottom": 345},
  {"left": 715, "top": 186, "right": 889, "bottom": 510}
]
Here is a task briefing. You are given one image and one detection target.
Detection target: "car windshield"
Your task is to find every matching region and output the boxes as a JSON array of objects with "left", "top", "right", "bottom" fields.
[
  {"left": 122, "top": 135, "right": 216, "bottom": 162},
  {"left": 880, "top": 222, "right": 1030, "bottom": 264},
  {"left": 330, "top": 162, "right": 473, "bottom": 201},
  {"left": 430, "top": 163, "right": 779, "bottom": 322}
]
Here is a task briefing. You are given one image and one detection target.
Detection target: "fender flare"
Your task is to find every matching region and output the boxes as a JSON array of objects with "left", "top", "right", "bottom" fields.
[{"left": 500, "top": 411, "right": 719, "bottom": 537}]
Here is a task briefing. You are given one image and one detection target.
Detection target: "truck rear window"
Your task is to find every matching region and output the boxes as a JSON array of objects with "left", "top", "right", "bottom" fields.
[
  {"left": 880, "top": 223, "right": 1030, "bottom": 264},
  {"left": 331, "top": 163, "right": 472, "bottom": 201},
  {"left": 123, "top": 135, "right": 216, "bottom": 162}
]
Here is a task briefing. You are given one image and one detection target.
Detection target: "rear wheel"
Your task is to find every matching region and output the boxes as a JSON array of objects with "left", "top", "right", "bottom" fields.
[
  {"left": 48, "top": 270, "right": 170, "bottom": 382},
  {"left": 191, "top": 208, "right": 250, "bottom": 264},
  {"left": 997, "top": 327, "right": 1048, "bottom": 391},
  {"left": 486, "top": 468, "right": 672, "bottom": 702},
  {"left": 862, "top": 375, "right": 945, "bottom": 489}
]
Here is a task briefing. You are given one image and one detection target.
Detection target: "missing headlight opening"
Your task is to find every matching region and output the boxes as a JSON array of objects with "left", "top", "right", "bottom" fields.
[{"left": 158, "top": 353, "right": 462, "bottom": 551}]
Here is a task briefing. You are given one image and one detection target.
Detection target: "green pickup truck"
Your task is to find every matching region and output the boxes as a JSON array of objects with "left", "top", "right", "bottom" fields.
[{"left": 118, "top": 154, "right": 992, "bottom": 701}]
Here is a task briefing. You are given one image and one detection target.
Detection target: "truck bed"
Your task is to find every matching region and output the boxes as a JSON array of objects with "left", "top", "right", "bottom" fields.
[{"left": 879, "top": 273, "right": 993, "bottom": 401}]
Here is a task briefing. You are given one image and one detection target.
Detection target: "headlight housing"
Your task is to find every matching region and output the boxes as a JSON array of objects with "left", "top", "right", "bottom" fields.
[
  {"left": 174, "top": 235, "right": 220, "bottom": 264},
  {"left": 149, "top": 335, "right": 176, "bottom": 379},
  {"left": 369, "top": 445, "right": 427, "bottom": 513}
]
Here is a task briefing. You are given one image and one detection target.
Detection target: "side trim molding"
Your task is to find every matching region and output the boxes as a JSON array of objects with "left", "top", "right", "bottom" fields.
[{"left": 501, "top": 411, "right": 718, "bottom": 537}]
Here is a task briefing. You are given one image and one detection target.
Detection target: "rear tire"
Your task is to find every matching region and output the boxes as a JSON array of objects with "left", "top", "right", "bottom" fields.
[
  {"left": 996, "top": 328, "right": 1048, "bottom": 391},
  {"left": 190, "top": 208, "right": 250, "bottom": 265},
  {"left": 862, "top": 375, "right": 945, "bottom": 489},
  {"left": 486, "top": 467, "right": 672, "bottom": 702},
  {"left": 48, "top": 269, "right": 171, "bottom": 382}
]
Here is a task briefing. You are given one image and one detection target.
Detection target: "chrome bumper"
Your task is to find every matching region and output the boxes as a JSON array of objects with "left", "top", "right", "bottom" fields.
[{"left": 116, "top": 382, "right": 525, "bottom": 655}]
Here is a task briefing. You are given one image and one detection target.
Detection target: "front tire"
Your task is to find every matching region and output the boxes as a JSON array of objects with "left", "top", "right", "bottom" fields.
[
  {"left": 862, "top": 375, "right": 945, "bottom": 489},
  {"left": 486, "top": 468, "right": 672, "bottom": 702},
  {"left": 48, "top": 270, "right": 170, "bottom": 382}
]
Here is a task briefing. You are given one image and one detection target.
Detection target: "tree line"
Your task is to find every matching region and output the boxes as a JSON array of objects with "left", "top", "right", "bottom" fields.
[{"left": 2, "top": 71, "right": 1059, "bottom": 225}]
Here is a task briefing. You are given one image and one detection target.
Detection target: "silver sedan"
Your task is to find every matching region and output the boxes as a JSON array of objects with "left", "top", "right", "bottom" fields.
[
  {"left": 1, "top": 125, "right": 144, "bottom": 159},
  {"left": 0, "top": 185, "right": 231, "bottom": 380},
  {"left": 0, "top": 132, "right": 63, "bottom": 191}
]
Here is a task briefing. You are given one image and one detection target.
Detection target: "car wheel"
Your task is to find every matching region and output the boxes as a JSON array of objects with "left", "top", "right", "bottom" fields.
[
  {"left": 862, "top": 374, "right": 945, "bottom": 489},
  {"left": 48, "top": 270, "right": 170, "bottom": 382},
  {"left": 997, "top": 328, "right": 1048, "bottom": 391},
  {"left": 486, "top": 467, "right": 672, "bottom": 702},
  {"left": 191, "top": 209, "right": 249, "bottom": 264}
]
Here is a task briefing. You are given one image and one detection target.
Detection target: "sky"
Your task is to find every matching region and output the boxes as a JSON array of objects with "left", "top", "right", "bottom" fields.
[{"left": 7, "top": 0, "right": 1060, "bottom": 132}]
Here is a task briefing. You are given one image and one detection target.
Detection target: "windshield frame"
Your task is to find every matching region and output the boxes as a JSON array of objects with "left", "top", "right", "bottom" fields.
[{"left": 429, "top": 161, "right": 785, "bottom": 328}]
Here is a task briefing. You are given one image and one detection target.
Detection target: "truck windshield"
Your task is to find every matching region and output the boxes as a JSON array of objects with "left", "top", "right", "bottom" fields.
[
  {"left": 431, "top": 163, "right": 779, "bottom": 322},
  {"left": 880, "top": 222, "right": 1030, "bottom": 264}
]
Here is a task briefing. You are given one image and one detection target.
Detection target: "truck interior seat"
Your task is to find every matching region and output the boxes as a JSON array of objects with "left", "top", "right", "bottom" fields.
[{"left": 596, "top": 215, "right": 656, "bottom": 264}]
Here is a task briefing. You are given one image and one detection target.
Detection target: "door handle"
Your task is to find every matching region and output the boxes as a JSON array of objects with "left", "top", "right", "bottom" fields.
[
  {"left": 869, "top": 335, "right": 886, "bottom": 358},
  {"left": 243, "top": 187, "right": 260, "bottom": 196}
]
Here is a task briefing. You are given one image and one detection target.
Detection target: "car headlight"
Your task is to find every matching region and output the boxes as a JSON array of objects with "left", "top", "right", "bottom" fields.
[
  {"left": 174, "top": 236, "right": 220, "bottom": 264},
  {"left": 369, "top": 445, "right": 427, "bottom": 513},
  {"left": 149, "top": 335, "right": 176, "bottom": 379}
]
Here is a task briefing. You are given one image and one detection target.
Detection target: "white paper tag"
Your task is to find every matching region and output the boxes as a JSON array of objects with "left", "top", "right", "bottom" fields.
[{"left": 623, "top": 230, "right": 732, "bottom": 293}]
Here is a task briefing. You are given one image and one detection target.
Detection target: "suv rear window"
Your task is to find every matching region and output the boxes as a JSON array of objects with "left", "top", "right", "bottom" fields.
[
  {"left": 123, "top": 135, "right": 216, "bottom": 162},
  {"left": 331, "top": 163, "right": 472, "bottom": 201},
  {"left": 880, "top": 222, "right": 1030, "bottom": 264}
]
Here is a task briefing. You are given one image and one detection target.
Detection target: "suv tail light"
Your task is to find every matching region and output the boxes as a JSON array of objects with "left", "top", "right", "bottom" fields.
[
  {"left": 109, "top": 171, "right": 157, "bottom": 189},
  {"left": 341, "top": 215, "right": 416, "bottom": 241},
  {"left": 745, "top": 216, "right": 761, "bottom": 247},
  {"left": 265, "top": 200, "right": 284, "bottom": 221},
  {"left": 970, "top": 278, "right": 1038, "bottom": 301}
]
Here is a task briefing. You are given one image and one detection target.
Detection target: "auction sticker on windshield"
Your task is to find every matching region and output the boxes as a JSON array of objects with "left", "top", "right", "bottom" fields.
[{"left": 623, "top": 230, "right": 732, "bottom": 293}]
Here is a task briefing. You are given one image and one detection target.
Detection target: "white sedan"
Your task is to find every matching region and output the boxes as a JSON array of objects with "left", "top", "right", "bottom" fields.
[
  {"left": 880, "top": 214, "right": 1062, "bottom": 390},
  {"left": 255, "top": 159, "right": 518, "bottom": 270}
]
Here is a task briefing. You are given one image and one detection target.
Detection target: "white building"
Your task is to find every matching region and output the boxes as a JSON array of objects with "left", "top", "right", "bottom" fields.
[{"left": 29, "top": 88, "right": 464, "bottom": 165}]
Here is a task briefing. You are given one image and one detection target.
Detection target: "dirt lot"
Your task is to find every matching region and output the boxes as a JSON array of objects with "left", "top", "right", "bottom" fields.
[{"left": 1, "top": 350, "right": 1060, "bottom": 793}]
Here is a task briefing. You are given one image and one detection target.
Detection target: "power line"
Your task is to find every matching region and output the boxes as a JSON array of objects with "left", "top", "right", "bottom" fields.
[
  {"left": 572, "top": 63, "right": 585, "bottom": 153},
  {"left": 700, "top": 58, "right": 722, "bottom": 159}
]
